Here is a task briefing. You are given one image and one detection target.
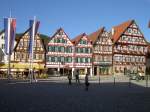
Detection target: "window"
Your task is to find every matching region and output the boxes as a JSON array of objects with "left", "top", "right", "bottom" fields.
[
  {"left": 54, "top": 57, "right": 57, "bottom": 62},
  {"left": 79, "top": 40, "right": 83, "bottom": 44},
  {"left": 109, "top": 46, "right": 112, "bottom": 52},
  {"left": 122, "top": 35, "right": 126, "bottom": 40},
  {"left": 76, "top": 58, "right": 79, "bottom": 63},
  {"left": 66, "top": 57, "right": 72, "bottom": 63},
  {"left": 19, "top": 41, "right": 23, "bottom": 47},
  {"left": 36, "top": 41, "right": 39, "bottom": 47},
  {"left": 2, "top": 44, "right": 5, "bottom": 49},
  {"left": 131, "top": 57, "right": 135, "bottom": 62},
  {"left": 33, "top": 54, "right": 35, "bottom": 59},
  {"left": 58, "top": 57, "right": 61, "bottom": 62},
  {"left": 51, "top": 57, "right": 55, "bottom": 62},
  {"left": 128, "top": 37, "right": 131, "bottom": 42},
  {"left": 80, "top": 40, "right": 87, "bottom": 44},
  {"left": 88, "top": 58, "right": 91, "bottom": 63},
  {"left": 66, "top": 47, "right": 72, "bottom": 53},
  {"left": 77, "top": 48, "right": 80, "bottom": 53},
  {"left": 61, "top": 46, "right": 64, "bottom": 52},
  {"left": 83, "top": 48, "right": 86, "bottom": 53},
  {"left": 88, "top": 48, "right": 92, "bottom": 53},
  {"left": 83, "top": 40, "right": 87, "bottom": 44},
  {"left": 48, "top": 46, "right": 51, "bottom": 51},
  {"left": 82, "top": 58, "right": 85, "bottom": 63},
  {"left": 128, "top": 28, "right": 132, "bottom": 33},
  {"left": 24, "top": 41, "right": 28, "bottom": 47},
  {"left": 48, "top": 56, "right": 51, "bottom": 62},
  {"left": 55, "top": 46, "right": 58, "bottom": 52},
  {"left": 16, "top": 54, "right": 20, "bottom": 59},
  {"left": 54, "top": 38, "right": 57, "bottom": 43},
  {"left": 56, "top": 38, "right": 60, "bottom": 43},
  {"left": 60, "top": 57, "right": 64, "bottom": 62},
  {"left": 133, "top": 29, "right": 138, "bottom": 34},
  {"left": 61, "top": 38, "right": 66, "bottom": 43},
  {"left": 49, "top": 46, "right": 55, "bottom": 52},
  {"left": 1, "top": 36, "right": 4, "bottom": 39},
  {"left": 57, "top": 46, "right": 60, "bottom": 52},
  {"left": 39, "top": 54, "right": 42, "bottom": 59},
  {"left": 80, "top": 48, "right": 83, "bottom": 53}
]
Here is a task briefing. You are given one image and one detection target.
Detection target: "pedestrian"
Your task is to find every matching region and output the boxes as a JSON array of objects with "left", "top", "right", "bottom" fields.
[
  {"left": 85, "top": 73, "right": 90, "bottom": 91},
  {"left": 33, "top": 68, "right": 38, "bottom": 82},
  {"left": 75, "top": 70, "right": 80, "bottom": 84},
  {"left": 67, "top": 71, "right": 72, "bottom": 85}
]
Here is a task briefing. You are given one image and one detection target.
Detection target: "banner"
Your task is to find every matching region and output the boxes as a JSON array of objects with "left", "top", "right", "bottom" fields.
[
  {"left": 4, "top": 18, "right": 16, "bottom": 55},
  {"left": 28, "top": 20, "right": 40, "bottom": 55}
]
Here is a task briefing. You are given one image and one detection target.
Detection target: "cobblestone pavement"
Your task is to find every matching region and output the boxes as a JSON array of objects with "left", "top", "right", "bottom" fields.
[{"left": 0, "top": 76, "right": 150, "bottom": 112}]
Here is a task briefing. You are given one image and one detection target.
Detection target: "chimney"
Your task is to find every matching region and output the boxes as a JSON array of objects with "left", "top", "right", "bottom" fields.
[{"left": 111, "top": 28, "right": 115, "bottom": 35}]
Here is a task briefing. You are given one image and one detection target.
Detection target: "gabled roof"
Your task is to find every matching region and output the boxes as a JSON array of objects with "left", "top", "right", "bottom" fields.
[
  {"left": 50, "top": 27, "right": 64, "bottom": 39},
  {"left": 71, "top": 33, "right": 87, "bottom": 45},
  {"left": 14, "top": 28, "right": 31, "bottom": 51},
  {"left": 112, "top": 20, "right": 134, "bottom": 43},
  {"left": 49, "top": 27, "right": 73, "bottom": 44},
  {"left": 71, "top": 33, "right": 92, "bottom": 45},
  {"left": 88, "top": 27, "right": 105, "bottom": 44},
  {"left": 14, "top": 28, "right": 48, "bottom": 52}
]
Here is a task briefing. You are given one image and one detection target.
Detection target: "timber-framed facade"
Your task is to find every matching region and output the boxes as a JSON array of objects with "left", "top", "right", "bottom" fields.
[
  {"left": 72, "top": 33, "right": 93, "bottom": 76},
  {"left": 46, "top": 28, "right": 74, "bottom": 76},
  {"left": 89, "top": 27, "right": 112, "bottom": 76},
  {"left": 111, "top": 20, "right": 148, "bottom": 76},
  {"left": 13, "top": 29, "right": 46, "bottom": 70}
]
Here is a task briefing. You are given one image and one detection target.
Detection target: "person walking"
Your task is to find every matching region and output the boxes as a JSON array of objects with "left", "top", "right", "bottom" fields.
[
  {"left": 33, "top": 68, "right": 37, "bottom": 82},
  {"left": 75, "top": 70, "right": 80, "bottom": 84},
  {"left": 85, "top": 73, "right": 90, "bottom": 91},
  {"left": 67, "top": 71, "right": 72, "bottom": 85}
]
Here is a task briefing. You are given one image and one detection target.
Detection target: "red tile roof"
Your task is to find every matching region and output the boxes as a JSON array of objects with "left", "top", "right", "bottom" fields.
[
  {"left": 71, "top": 33, "right": 87, "bottom": 45},
  {"left": 112, "top": 20, "right": 134, "bottom": 43},
  {"left": 88, "top": 27, "right": 105, "bottom": 44}
]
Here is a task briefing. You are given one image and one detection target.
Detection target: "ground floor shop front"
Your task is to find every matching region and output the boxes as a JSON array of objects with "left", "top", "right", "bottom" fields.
[
  {"left": 47, "top": 67, "right": 93, "bottom": 77},
  {"left": 93, "top": 65, "right": 112, "bottom": 76}
]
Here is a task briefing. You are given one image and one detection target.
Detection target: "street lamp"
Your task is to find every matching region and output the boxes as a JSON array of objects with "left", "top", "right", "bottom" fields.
[
  {"left": 61, "top": 61, "right": 65, "bottom": 76},
  {"left": 98, "top": 43, "right": 100, "bottom": 85}
]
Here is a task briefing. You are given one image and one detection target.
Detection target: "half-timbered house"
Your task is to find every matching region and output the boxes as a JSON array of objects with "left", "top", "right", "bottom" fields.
[
  {"left": 89, "top": 27, "right": 112, "bottom": 75},
  {"left": 72, "top": 33, "right": 93, "bottom": 76},
  {"left": 111, "top": 20, "right": 148, "bottom": 76},
  {"left": 13, "top": 29, "right": 46, "bottom": 71},
  {"left": 46, "top": 28, "right": 74, "bottom": 76},
  {"left": 0, "top": 30, "right": 17, "bottom": 63}
]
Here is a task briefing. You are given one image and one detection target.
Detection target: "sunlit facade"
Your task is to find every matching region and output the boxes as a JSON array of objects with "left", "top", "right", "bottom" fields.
[{"left": 111, "top": 20, "right": 148, "bottom": 76}]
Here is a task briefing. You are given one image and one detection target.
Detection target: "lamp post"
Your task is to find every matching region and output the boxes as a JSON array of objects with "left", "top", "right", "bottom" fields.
[
  {"left": 62, "top": 61, "right": 64, "bottom": 76},
  {"left": 98, "top": 40, "right": 101, "bottom": 85},
  {"left": 112, "top": 44, "right": 115, "bottom": 86},
  {"left": 58, "top": 61, "right": 60, "bottom": 76}
]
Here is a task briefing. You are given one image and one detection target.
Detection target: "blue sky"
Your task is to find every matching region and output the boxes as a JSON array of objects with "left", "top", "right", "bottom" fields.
[{"left": 0, "top": 0, "right": 150, "bottom": 41}]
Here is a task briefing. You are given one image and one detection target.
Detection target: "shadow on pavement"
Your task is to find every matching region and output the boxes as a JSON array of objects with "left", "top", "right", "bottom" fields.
[{"left": 0, "top": 79, "right": 150, "bottom": 112}]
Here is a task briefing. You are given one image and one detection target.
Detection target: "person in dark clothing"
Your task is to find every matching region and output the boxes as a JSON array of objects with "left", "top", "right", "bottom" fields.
[
  {"left": 75, "top": 70, "right": 80, "bottom": 84},
  {"left": 67, "top": 72, "right": 72, "bottom": 85},
  {"left": 33, "top": 68, "right": 37, "bottom": 82},
  {"left": 85, "top": 73, "right": 90, "bottom": 91}
]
